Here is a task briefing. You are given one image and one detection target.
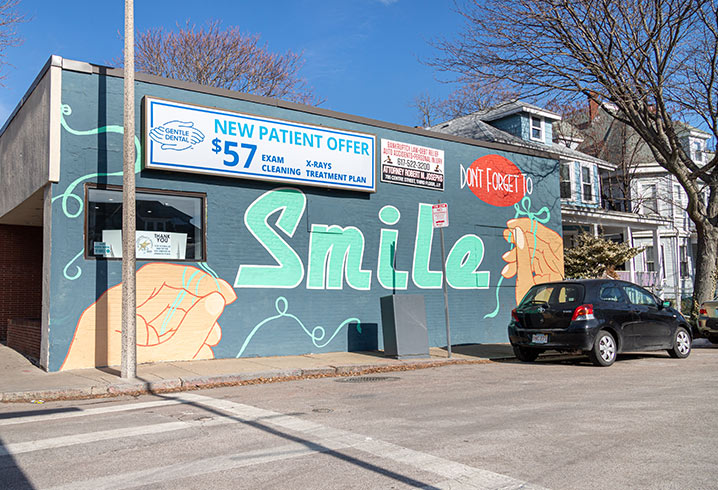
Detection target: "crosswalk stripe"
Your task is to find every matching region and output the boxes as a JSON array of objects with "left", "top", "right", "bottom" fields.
[
  {"left": 0, "top": 417, "right": 231, "bottom": 456},
  {"left": 46, "top": 440, "right": 347, "bottom": 490},
  {"left": 0, "top": 393, "right": 209, "bottom": 427}
]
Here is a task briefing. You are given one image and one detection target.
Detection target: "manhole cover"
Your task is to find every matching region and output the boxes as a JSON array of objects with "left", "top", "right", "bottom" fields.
[{"left": 335, "top": 376, "right": 400, "bottom": 383}]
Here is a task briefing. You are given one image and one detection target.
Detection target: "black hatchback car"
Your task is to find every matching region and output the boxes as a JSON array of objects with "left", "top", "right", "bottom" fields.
[{"left": 508, "top": 279, "right": 692, "bottom": 366}]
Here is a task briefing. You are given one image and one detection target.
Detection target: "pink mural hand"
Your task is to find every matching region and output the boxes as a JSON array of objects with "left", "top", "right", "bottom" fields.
[
  {"left": 61, "top": 263, "right": 236, "bottom": 370},
  {"left": 500, "top": 217, "right": 564, "bottom": 305}
]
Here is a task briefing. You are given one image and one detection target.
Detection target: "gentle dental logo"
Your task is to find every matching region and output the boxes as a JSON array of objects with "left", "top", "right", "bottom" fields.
[{"left": 149, "top": 120, "right": 205, "bottom": 151}]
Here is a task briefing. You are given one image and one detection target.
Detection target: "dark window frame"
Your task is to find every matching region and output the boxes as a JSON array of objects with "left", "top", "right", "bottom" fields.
[{"left": 84, "top": 183, "right": 208, "bottom": 262}]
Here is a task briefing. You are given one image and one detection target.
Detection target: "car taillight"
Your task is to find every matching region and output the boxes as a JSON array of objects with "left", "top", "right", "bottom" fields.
[
  {"left": 511, "top": 308, "right": 519, "bottom": 322},
  {"left": 699, "top": 308, "right": 707, "bottom": 316},
  {"left": 571, "top": 304, "right": 595, "bottom": 321}
]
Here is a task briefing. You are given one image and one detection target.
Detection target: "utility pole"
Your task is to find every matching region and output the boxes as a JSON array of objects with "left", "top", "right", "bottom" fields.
[
  {"left": 121, "top": 0, "right": 137, "bottom": 379},
  {"left": 433, "top": 200, "right": 451, "bottom": 358}
]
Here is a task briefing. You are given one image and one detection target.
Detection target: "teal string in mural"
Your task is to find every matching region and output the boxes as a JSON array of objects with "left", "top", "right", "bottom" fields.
[
  {"left": 158, "top": 264, "right": 223, "bottom": 336},
  {"left": 484, "top": 196, "right": 550, "bottom": 319},
  {"left": 236, "top": 297, "right": 361, "bottom": 358},
  {"left": 54, "top": 104, "right": 142, "bottom": 280},
  {"left": 62, "top": 250, "right": 84, "bottom": 280}
]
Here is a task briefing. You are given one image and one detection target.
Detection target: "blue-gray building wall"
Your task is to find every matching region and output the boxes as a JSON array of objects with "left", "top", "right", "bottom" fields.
[{"left": 46, "top": 69, "right": 563, "bottom": 371}]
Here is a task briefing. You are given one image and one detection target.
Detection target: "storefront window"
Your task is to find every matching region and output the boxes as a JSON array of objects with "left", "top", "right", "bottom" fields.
[{"left": 86, "top": 186, "right": 205, "bottom": 260}]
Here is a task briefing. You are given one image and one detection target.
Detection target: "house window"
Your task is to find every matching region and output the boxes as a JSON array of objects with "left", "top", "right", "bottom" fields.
[
  {"left": 581, "top": 165, "right": 594, "bottom": 202},
  {"left": 86, "top": 185, "right": 206, "bottom": 260},
  {"left": 680, "top": 245, "right": 689, "bottom": 277},
  {"left": 674, "top": 184, "right": 682, "bottom": 209},
  {"left": 645, "top": 246, "right": 655, "bottom": 272},
  {"left": 530, "top": 116, "right": 543, "bottom": 141},
  {"left": 560, "top": 162, "right": 573, "bottom": 199},
  {"left": 642, "top": 184, "right": 658, "bottom": 215},
  {"left": 694, "top": 140, "right": 703, "bottom": 163}
]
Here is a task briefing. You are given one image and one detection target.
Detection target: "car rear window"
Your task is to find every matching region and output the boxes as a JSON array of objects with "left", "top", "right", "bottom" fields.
[{"left": 520, "top": 284, "right": 584, "bottom": 307}]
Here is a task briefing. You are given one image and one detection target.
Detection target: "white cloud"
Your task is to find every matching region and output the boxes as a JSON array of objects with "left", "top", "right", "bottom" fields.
[{"left": 377, "top": 0, "right": 399, "bottom": 5}]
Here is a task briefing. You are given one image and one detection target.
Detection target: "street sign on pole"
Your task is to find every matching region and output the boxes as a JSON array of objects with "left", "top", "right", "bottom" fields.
[
  {"left": 432, "top": 203, "right": 449, "bottom": 228},
  {"left": 435, "top": 200, "right": 451, "bottom": 358}
]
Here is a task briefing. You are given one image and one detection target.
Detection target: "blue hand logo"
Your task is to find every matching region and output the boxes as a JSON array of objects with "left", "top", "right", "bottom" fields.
[{"left": 149, "top": 120, "right": 205, "bottom": 151}]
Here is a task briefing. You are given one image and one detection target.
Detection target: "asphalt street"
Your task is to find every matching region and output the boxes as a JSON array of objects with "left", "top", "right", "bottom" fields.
[{"left": 1, "top": 342, "right": 716, "bottom": 489}]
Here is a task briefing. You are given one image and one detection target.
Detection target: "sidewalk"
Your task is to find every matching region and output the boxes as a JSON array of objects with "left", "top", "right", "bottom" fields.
[{"left": 0, "top": 343, "right": 515, "bottom": 403}]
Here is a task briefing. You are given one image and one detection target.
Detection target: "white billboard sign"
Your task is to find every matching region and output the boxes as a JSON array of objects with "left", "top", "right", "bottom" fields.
[
  {"left": 381, "top": 139, "right": 444, "bottom": 190},
  {"left": 143, "top": 97, "right": 377, "bottom": 192}
]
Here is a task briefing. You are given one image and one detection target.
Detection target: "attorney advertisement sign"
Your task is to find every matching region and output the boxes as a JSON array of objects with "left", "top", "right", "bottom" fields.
[
  {"left": 143, "top": 97, "right": 376, "bottom": 192},
  {"left": 380, "top": 138, "right": 444, "bottom": 190}
]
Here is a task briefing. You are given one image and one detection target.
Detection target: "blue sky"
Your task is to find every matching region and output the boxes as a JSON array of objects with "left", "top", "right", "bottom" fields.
[{"left": 0, "top": 0, "right": 462, "bottom": 126}]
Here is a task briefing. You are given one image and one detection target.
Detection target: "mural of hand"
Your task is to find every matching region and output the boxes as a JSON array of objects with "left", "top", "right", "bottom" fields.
[
  {"left": 149, "top": 120, "right": 205, "bottom": 151},
  {"left": 61, "top": 263, "right": 236, "bottom": 370},
  {"left": 500, "top": 217, "right": 564, "bottom": 305}
]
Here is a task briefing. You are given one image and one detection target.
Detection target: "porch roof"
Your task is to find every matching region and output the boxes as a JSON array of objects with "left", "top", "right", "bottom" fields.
[{"left": 561, "top": 204, "right": 670, "bottom": 230}]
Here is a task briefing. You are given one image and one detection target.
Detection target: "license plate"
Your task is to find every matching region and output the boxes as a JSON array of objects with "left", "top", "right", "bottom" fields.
[{"left": 532, "top": 333, "right": 548, "bottom": 344}]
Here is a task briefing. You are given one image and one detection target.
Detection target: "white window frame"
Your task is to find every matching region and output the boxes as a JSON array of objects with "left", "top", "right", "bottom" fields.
[
  {"left": 530, "top": 115, "right": 544, "bottom": 142},
  {"left": 641, "top": 183, "right": 658, "bottom": 215},
  {"left": 645, "top": 245, "right": 655, "bottom": 272},
  {"left": 673, "top": 184, "right": 683, "bottom": 217},
  {"left": 559, "top": 161, "right": 574, "bottom": 201},
  {"left": 693, "top": 140, "right": 704, "bottom": 163},
  {"left": 580, "top": 164, "right": 595, "bottom": 203}
]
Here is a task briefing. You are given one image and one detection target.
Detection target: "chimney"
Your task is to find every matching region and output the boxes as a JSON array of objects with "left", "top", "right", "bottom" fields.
[{"left": 588, "top": 96, "right": 600, "bottom": 122}]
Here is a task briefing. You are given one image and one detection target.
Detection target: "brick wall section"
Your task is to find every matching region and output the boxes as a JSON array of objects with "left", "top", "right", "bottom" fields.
[
  {"left": 0, "top": 224, "right": 43, "bottom": 341},
  {"left": 7, "top": 318, "right": 41, "bottom": 360}
]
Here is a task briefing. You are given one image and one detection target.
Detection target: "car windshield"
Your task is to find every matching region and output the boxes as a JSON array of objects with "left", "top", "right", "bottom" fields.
[{"left": 519, "top": 283, "right": 585, "bottom": 307}]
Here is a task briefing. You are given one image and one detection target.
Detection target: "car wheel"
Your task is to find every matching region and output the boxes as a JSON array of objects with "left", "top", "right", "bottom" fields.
[
  {"left": 513, "top": 345, "right": 540, "bottom": 362},
  {"left": 588, "top": 330, "right": 616, "bottom": 367},
  {"left": 668, "top": 327, "right": 691, "bottom": 358}
]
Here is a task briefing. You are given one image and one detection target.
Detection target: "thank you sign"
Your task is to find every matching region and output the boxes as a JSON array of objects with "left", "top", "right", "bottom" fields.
[{"left": 143, "top": 97, "right": 376, "bottom": 192}]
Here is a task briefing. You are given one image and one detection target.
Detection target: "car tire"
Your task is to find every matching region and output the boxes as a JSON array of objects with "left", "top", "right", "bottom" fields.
[
  {"left": 588, "top": 330, "right": 617, "bottom": 367},
  {"left": 668, "top": 327, "right": 691, "bottom": 358},
  {"left": 513, "top": 345, "right": 540, "bottom": 362}
]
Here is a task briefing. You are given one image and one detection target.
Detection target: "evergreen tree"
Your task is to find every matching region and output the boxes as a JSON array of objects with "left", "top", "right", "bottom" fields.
[{"left": 564, "top": 233, "right": 643, "bottom": 279}]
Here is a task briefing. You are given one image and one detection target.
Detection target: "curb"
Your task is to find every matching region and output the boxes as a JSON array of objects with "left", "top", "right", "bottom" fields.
[{"left": 0, "top": 357, "right": 496, "bottom": 403}]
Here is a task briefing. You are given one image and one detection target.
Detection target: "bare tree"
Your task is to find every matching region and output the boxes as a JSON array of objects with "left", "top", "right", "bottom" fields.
[
  {"left": 430, "top": 0, "right": 718, "bottom": 305},
  {"left": 129, "top": 20, "right": 318, "bottom": 105},
  {"left": 412, "top": 81, "right": 516, "bottom": 126},
  {"left": 0, "top": 0, "right": 25, "bottom": 83}
]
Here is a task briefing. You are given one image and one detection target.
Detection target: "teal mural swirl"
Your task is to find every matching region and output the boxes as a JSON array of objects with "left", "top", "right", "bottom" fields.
[
  {"left": 54, "top": 104, "right": 142, "bottom": 280},
  {"left": 236, "top": 297, "right": 361, "bottom": 358},
  {"left": 484, "top": 196, "right": 551, "bottom": 319}
]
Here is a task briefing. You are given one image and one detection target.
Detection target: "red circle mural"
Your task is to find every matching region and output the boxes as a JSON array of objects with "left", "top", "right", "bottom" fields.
[{"left": 464, "top": 154, "right": 526, "bottom": 207}]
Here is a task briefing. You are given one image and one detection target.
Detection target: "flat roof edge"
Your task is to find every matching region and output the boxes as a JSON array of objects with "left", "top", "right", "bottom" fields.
[{"left": 6, "top": 55, "right": 560, "bottom": 162}]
